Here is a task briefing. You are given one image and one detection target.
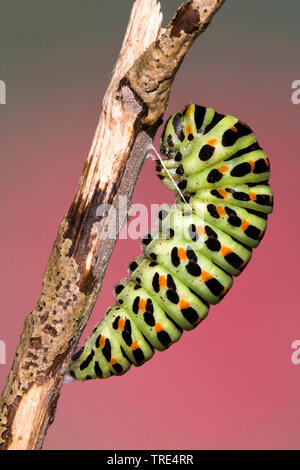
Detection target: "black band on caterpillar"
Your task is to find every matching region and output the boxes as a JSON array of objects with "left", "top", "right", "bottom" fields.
[{"left": 68, "top": 103, "right": 273, "bottom": 381}]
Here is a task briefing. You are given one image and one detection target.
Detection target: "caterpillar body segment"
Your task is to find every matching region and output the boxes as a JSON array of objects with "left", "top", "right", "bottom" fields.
[
  {"left": 114, "top": 279, "right": 183, "bottom": 351},
  {"left": 190, "top": 184, "right": 273, "bottom": 214},
  {"left": 176, "top": 197, "right": 267, "bottom": 248},
  {"left": 68, "top": 103, "right": 273, "bottom": 381},
  {"left": 128, "top": 256, "right": 209, "bottom": 330},
  {"left": 142, "top": 230, "right": 233, "bottom": 305},
  {"left": 157, "top": 204, "right": 252, "bottom": 277}
]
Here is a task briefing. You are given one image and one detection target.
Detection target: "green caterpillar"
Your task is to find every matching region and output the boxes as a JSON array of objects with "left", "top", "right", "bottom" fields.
[{"left": 68, "top": 103, "right": 273, "bottom": 381}]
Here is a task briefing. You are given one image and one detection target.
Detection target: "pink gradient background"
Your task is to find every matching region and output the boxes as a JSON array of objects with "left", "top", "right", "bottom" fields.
[{"left": 0, "top": 0, "right": 299, "bottom": 450}]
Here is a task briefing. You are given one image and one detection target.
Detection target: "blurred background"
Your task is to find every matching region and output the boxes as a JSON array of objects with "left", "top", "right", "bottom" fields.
[{"left": 0, "top": 0, "right": 299, "bottom": 450}]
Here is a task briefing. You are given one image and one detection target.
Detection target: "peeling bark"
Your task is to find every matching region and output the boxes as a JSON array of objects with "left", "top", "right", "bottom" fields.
[{"left": 0, "top": 0, "right": 225, "bottom": 450}]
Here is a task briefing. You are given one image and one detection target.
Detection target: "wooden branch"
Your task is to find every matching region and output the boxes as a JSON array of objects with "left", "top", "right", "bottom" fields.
[{"left": 0, "top": 0, "right": 225, "bottom": 450}]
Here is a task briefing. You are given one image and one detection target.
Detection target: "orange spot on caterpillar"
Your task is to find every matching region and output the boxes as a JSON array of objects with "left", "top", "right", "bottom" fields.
[
  {"left": 216, "top": 206, "right": 226, "bottom": 217},
  {"left": 138, "top": 299, "right": 146, "bottom": 311},
  {"left": 218, "top": 189, "right": 228, "bottom": 198},
  {"left": 179, "top": 299, "right": 190, "bottom": 309},
  {"left": 154, "top": 322, "right": 164, "bottom": 332},
  {"left": 240, "top": 259, "right": 248, "bottom": 269},
  {"left": 196, "top": 226, "right": 206, "bottom": 236},
  {"left": 264, "top": 158, "right": 269, "bottom": 167},
  {"left": 241, "top": 220, "right": 250, "bottom": 231},
  {"left": 249, "top": 192, "right": 257, "bottom": 201},
  {"left": 99, "top": 336, "right": 106, "bottom": 348},
  {"left": 259, "top": 229, "right": 264, "bottom": 239},
  {"left": 206, "top": 138, "right": 217, "bottom": 146},
  {"left": 178, "top": 247, "right": 187, "bottom": 261},
  {"left": 218, "top": 165, "right": 228, "bottom": 174},
  {"left": 230, "top": 125, "right": 238, "bottom": 132},
  {"left": 118, "top": 318, "right": 125, "bottom": 331},
  {"left": 220, "top": 287, "right": 228, "bottom": 297},
  {"left": 249, "top": 160, "right": 255, "bottom": 171},
  {"left": 159, "top": 275, "right": 167, "bottom": 288},
  {"left": 200, "top": 271, "right": 213, "bottom": 282},
  {"left": 270, "top": 195, "right": 273, "bottom": 204},
  {"left": 186, "top": 105, "right": 194, "bottom": 115},
  {"left": 110, "top": 358, "right": 117, "bottom": 365},
  {"left": 220, "top": 246, "right": 232, "bottom": 257},
  {"left": 194, "top": 316, "right": 202, "bottom": 325},
  {"left": 185, "top": 124, "right": 192, "bottom": 134},
  {"left": 131, "top": 341, "right": 139, "bottom": 351}
]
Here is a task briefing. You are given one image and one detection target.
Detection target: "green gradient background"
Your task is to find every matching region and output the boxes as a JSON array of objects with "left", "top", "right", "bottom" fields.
[
  {"left": 1, "top": 0, "right": 299, "bottom": 112},
  {"left": 1, "top": 0, "right": 300, "bottom": 450}
]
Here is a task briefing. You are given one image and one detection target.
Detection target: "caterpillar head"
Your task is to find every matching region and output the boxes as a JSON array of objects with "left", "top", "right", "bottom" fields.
[
  {"left": 160, "top": 103, "right": 199, "bottom": 160},
  {"left": 157, "top": 103, "right": 205, "bottom": 191}
]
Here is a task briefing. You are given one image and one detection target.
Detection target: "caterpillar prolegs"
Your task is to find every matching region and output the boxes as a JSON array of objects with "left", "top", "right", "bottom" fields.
[{"left": 68, "top": 104, "right": 273, "bottom": 381}]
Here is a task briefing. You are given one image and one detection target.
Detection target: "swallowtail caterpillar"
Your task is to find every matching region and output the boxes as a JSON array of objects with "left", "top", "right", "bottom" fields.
[{"left": 68, "top": 103, "right": 273, "bottom": 381}]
